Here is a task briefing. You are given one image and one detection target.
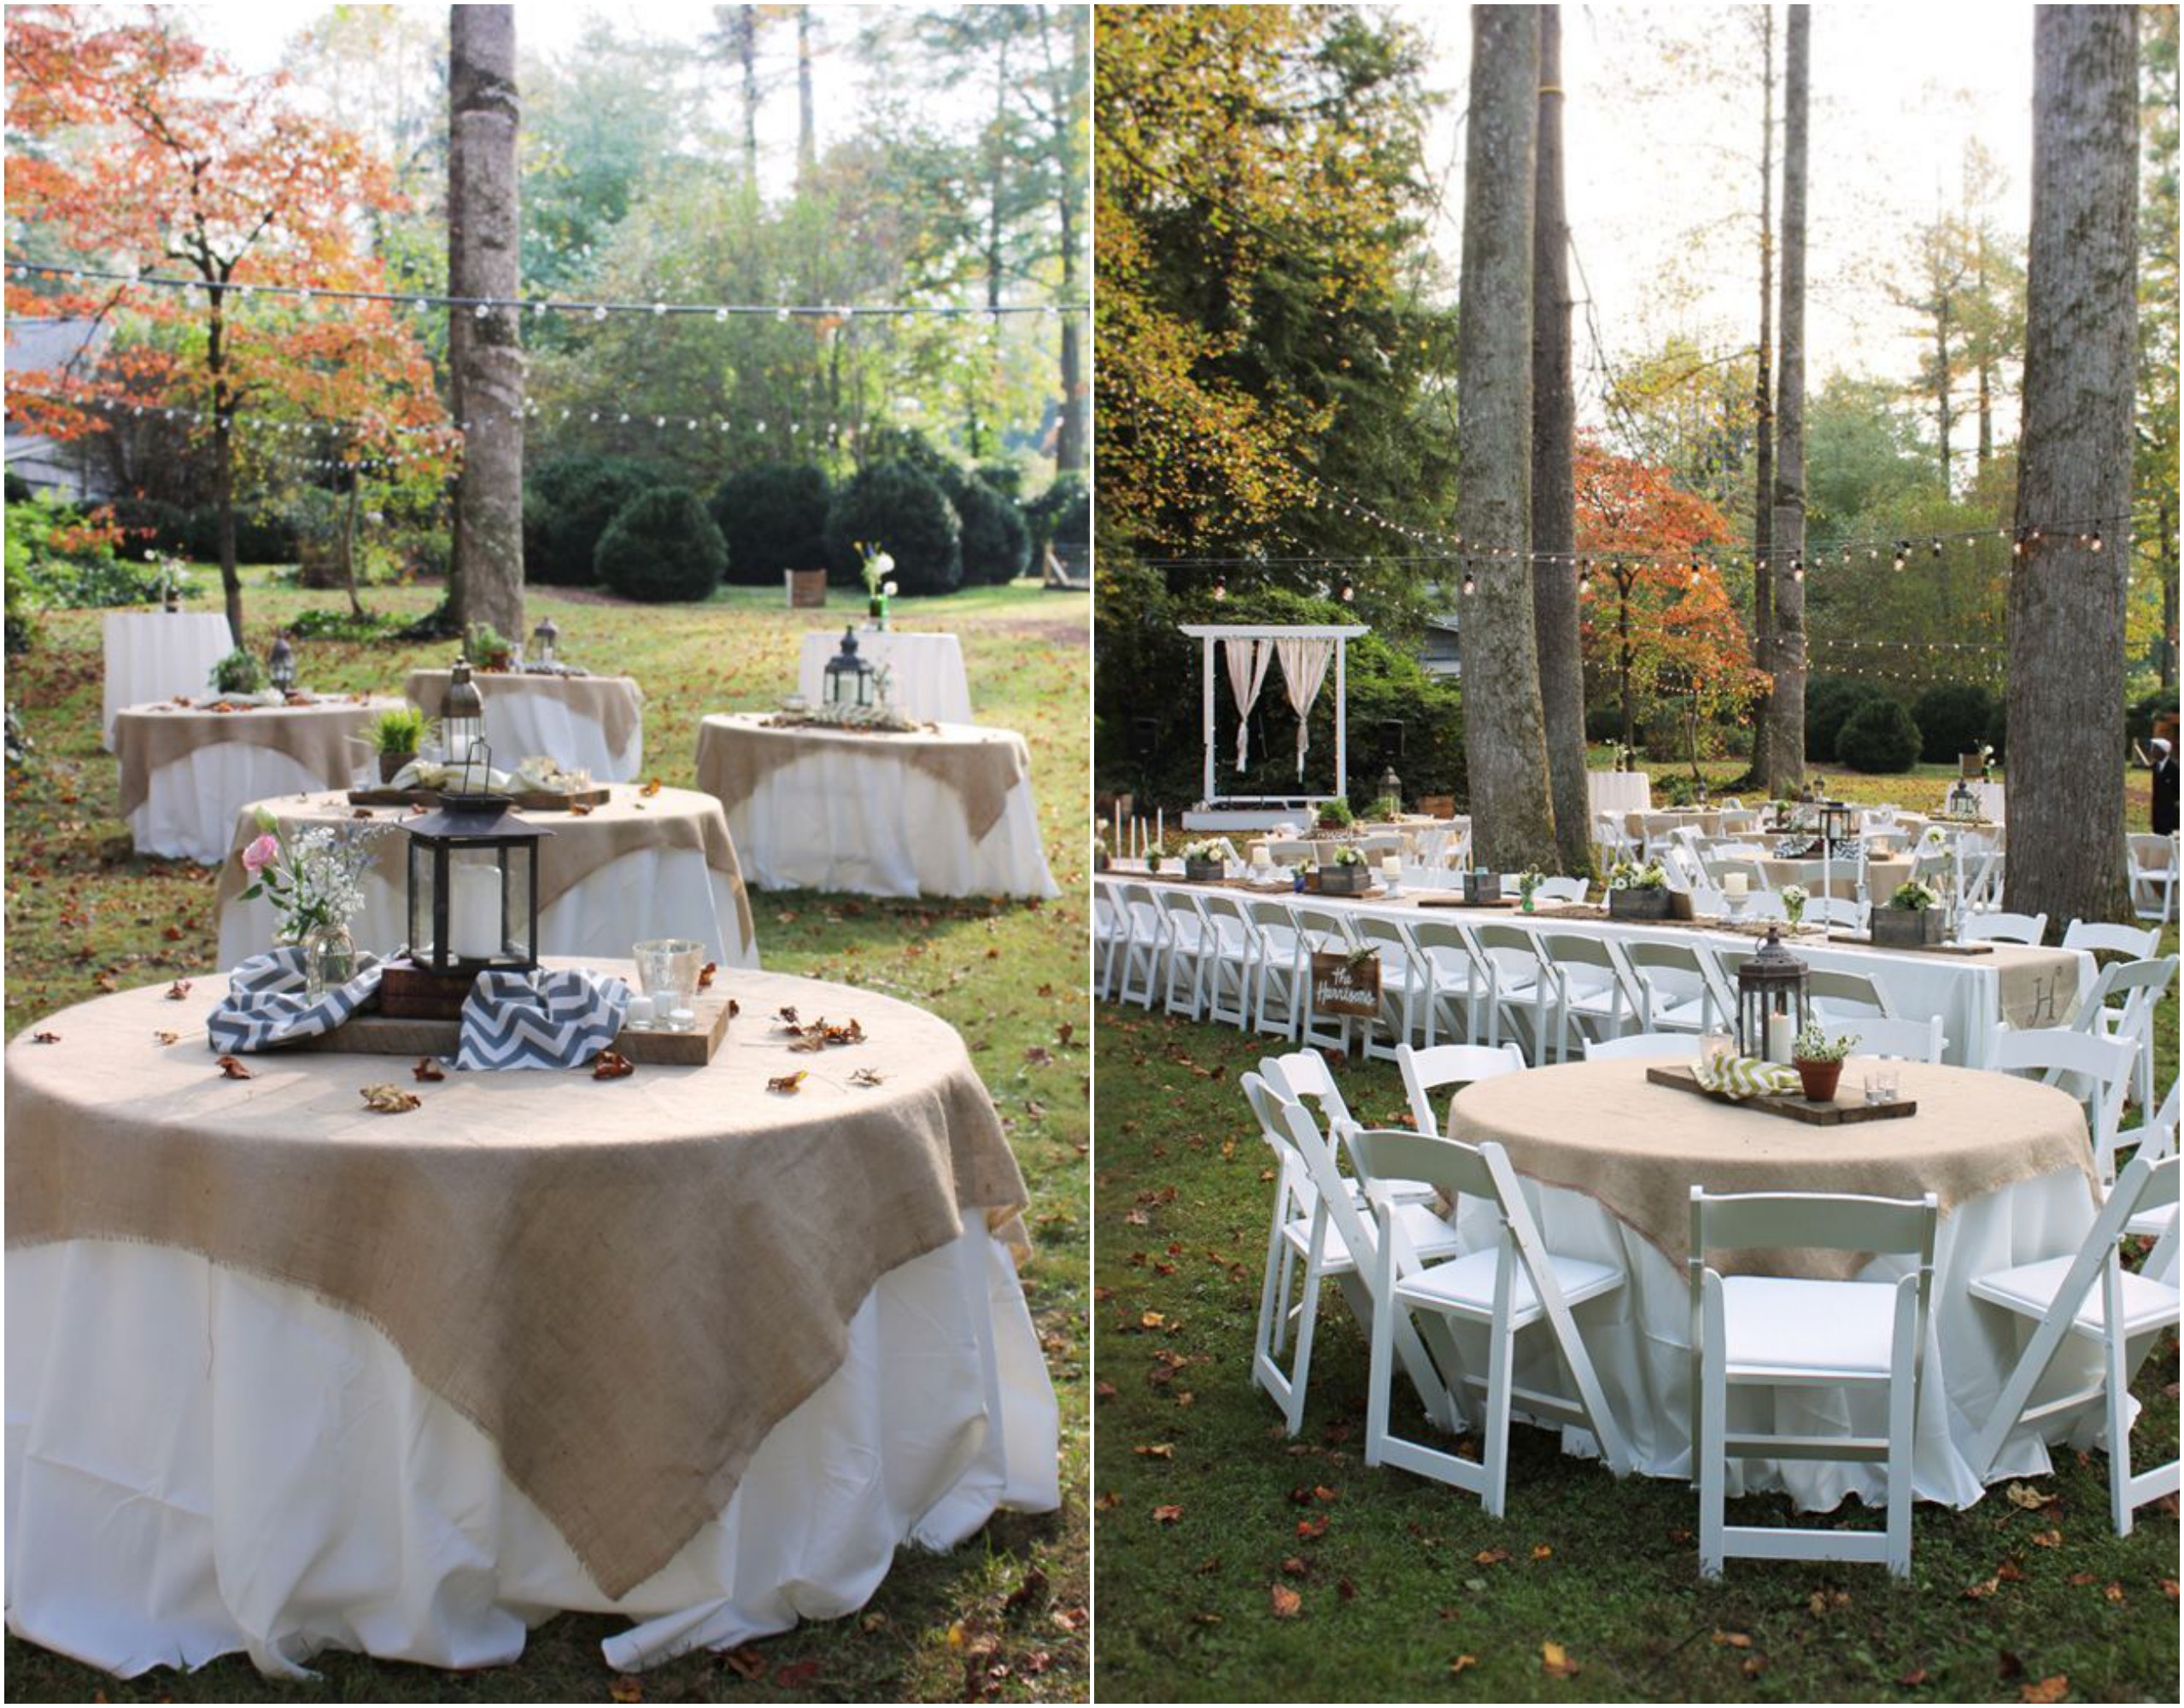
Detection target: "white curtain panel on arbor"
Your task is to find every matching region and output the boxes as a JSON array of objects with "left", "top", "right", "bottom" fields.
[
  {"left": 1222, "top": 635, "right": 1275, "bottom": 773},
  {"left": 1273, "top": 635, "right": 1335, "bottom": 781}
]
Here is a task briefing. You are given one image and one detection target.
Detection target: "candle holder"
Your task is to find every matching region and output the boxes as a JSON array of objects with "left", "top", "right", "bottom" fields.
[
  {"left": 379, "top": 798, "right": 552, "bottom": 1018},
  {"left": 1736, "top": 926, "right": 1810, "bottom": 1062}
]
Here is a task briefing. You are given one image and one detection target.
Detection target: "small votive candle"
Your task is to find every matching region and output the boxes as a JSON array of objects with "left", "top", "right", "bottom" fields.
[
  {"left": 1251, "top": 845, "right": 1272, "bottom": 868},
  {"left": 1765, "top": 1010, "right": 1795, "bottom": 1065},
  {"left": 625, "top": 994, "right": 655, "bottom": 1029},
  {"left": 665, "top": 1005, "right": 697, "bottom": 1032},
  {"left": 1723, "top": 872, "right": 1748, "bottom": 898}
]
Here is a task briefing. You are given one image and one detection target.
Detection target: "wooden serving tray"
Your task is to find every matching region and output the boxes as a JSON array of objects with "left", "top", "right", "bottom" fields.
[
  {"left": 347, "top": 786, "right": 613, "bottom": 812},
  {"left": 1645, "top": 1064, "right": 1918, "bottom": 1125},
  {"left": 284, "top": 991, "right": 735, "bottom": 1068},
  {"left": 1845, "top": 937, "right": 1994, "bottom": 956}
]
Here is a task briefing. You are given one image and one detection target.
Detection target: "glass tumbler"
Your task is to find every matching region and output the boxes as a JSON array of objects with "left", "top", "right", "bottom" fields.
[
  {"left": 1863, "top": 1064, "right": 1900, "bottom": 1106},
  {"left": 632, "top": 938, "right": 706, "bottom": 1032}
]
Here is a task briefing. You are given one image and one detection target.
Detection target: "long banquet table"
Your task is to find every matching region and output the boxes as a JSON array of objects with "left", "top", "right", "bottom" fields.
[
  {"left": 1441, "top": 1058, "right": 2119, "bottom": 1510},
  {"left": 4, "top": 965, "right": 1058, "bottom": 1676}
]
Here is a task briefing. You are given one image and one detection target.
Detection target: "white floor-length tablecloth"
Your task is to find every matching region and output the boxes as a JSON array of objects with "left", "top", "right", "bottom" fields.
[
  {"left": 213, "top": 788, "right": 758, "bottom": 972},
  {"left": 101, "top": 611, "right": 233, "bottom": 746},
  {"left": 5, "top": 1226, "right": 1057, "bottom": 1677},
  {"left": 797, "top": 630, "right": 974, "bottom": 724},
  {"left": 1586, "top": 771, "right": 1652, "bottom": 816},
  {"left": 402, "top": 670, "right": 645, "bottom": 782}
]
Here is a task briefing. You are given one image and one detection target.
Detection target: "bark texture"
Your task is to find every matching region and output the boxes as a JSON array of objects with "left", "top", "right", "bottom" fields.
[
  {"left": 796, "top": 9, "right": 817, "bottom": 183},
  {"left": 2008, "top": 3, "right": 2137, "bottom": 933},
  {"left": 1748, "top": 9, "right": 1777, "bottom": 785},
  {"left": 1456, "top": 7, "right": 1555, "bottom": 872},
  {"left": 1053, "top": 9, "right": 1089, "bottom": 476},
  {"left": 449, "top": 5, "right": 525, "bottom": 646},
  {"left": 1530, "top": 7, "right": 1590, "bottom": 874},
  {"left": 1764, "top": 3, "right": 1810, "bottom": 796}
]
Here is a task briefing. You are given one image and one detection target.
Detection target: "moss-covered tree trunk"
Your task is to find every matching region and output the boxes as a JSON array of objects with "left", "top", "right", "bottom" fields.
[
  {"left": 1456, "top": 7, "right": 1556, "bottom": 872},
  {"left": 1764, "top": 3, "right": 1810, "bottom": 797},
  {"left": 1748, "top": 9, "right": 1777, "bottom": 787},
  {"left": 449, "top": 4, "right": 525, "bottom": 646},
  {"left": 1530, "top": 7, "right": 1590, "bottom": 874},
  {"left": 2008, "top": 3, "right": 2138, "bottom": 934}
]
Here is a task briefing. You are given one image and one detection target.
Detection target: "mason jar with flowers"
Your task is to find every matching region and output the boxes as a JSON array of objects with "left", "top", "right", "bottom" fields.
[
  {"left": 1515, "top": 867, "right": 1549, "bottom": 913},
  {"left": 237, "top": 810, "right": 388, "bottom": 997},
  {"left": 1779, "top": 882, "right": 1810, "bottom": 928},
  {"left": 858, "top": 544, "right": 899, "bottom": 630}
]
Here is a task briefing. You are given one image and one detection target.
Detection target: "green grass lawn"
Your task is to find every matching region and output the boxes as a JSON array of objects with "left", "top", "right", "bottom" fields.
[
  {"left": 2, "top": 571, "right": 1091, "bottom": 1704},
  {"left": 1089, "top": 938, "right": 2180, "bottom": 1703}
]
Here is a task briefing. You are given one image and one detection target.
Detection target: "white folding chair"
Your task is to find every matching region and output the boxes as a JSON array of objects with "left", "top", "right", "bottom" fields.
[
  {"left": 1807, "top": 966, "right": 1895, "bottom": 1025},
  {"left": 2122, "top": 1081, "right": 2180, "bottom": 1241},
  {"left": 1396, "top": 1040, "right": 1525, "bottom": 1138},
  {"left": 1806, "top": 895, "right": 1871, "bottom": 933},
  {"left": 1584, "top": 1031, "right": 1703, "bottom": 1063},
  {"left": 1092, "top": 877, "right": 1125, "bottom": 1000},
  {"left": 1989, "top": 1028, "right": 2138, "bottom": 1182},
  {"left": 1350, "top": 910, "right": 1427, "bottom": 1063},
  {"left": 1471, "top": 921, "right": 1555, "bottom": 1063},
  {"left": 1355, "top": 1128, "right": 1631, "bottom": 1516},
  {"left": 1534, "top": 930, "right": 1644, "bottom": 1062},
  {"left": 2069, "top": 954, "right": 2176, "bottom": 1121},
  {"left": 2126, "top": 834, "right": 2178, "bottom": 924},
  {"left": 1594, "top": 812, "right": 1638, "bottom": 865},
  {"left": 1194, "top": 892, "right": 1260, "bottom": 1030},
  {"left": 1961, "top": 910, "right": 2048, "bottom": 946},
  {"left": 1291, "top": 903, "right": 1362, "bottom": 1054},
  {"left": 1955, "top": 830, "right": 2006, "bottom": 911},
  {"left": 1405, "top": 916, "right": 1489, "bottom": 1048},
  {"left": 1620, "top": 938, "right": 1736, "bottom": 1035},
  {"left": 1968, "top": 1152, "right": 2181, "bottom": 1535},
  {"left": 1834, "top": 1015, "right": 1946, "bottom": 1063},
  {"left": 2063, "top": 918, "right": 2163, "bottom": 962},
  {"left": 1689, "top": 1187, "right": 1938, "bottom": 1579},
  {"left": 1245, "top": 1075, "right": 1459, "bottom": 1436},
  {"left": 1113, "top": 880, "right": 1168, "bottom": 1009},
  {"left": 1156, "top": 886, "right": 1212, "bottom": 1020},
  {"left": 1244, "top": 897, "right": 1309, "bottom": 1038},
  {"left": 1261, "top": 1048, "right": 1358, "bottom": 1138}
]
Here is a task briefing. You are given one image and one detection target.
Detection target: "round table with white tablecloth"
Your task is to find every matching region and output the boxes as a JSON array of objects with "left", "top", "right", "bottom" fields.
[
  {"left": 212, "top": 786, "right": 758, "bottom": 971},
  {"left": 694, "top": 713, "right": 1057, "bottom": 899},
  {"left": 1443, "top": 1058, "right": 2117, "bottom": 1511},
  {"left": 100, "top": 611, "right": 235, "bottom": 748},
  {"left": 111, "top": 695, "right": 402, "bottom": 863},
  {"left": 403, "top": 668, "right": 645, "bottom": 782},
  {"left": 797, "top": 629, "right": 973, "bottom": 724},
  {"left": 1586, "top": 771, "right": 1652, "bottom": 816},
  {"left": 3, "top": 965, "right": 1057, "bottom": 1678}
]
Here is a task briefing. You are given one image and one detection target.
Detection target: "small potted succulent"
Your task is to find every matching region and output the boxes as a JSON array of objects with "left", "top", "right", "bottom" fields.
[
  {"left": 208, "top": 647, "right": 266, "bottom": 699},
  {"left": 1315, "top": 796, "right": 1355, "bottom": 832},
  {"left": 366, "top": 704, "right": 436, "bottom": 785},
  {"left": 1605, "top": 857, "right": 1673, "bottom": 920},
  {"left": 1789, "top": 1019, "right": 1854, "bottom": 1103},
  {"left": 1320, "top": 845, "right": 1371, "bottom": 895},
  {"left": 1779, "top": 882, "right": 1810, "bottom": 928},
  {"left": 1181, "top": 838, "right": 1228, "bottom": 883},
  {"left": 1872, "top": 879, "right": 1945, "bottom": 947}
]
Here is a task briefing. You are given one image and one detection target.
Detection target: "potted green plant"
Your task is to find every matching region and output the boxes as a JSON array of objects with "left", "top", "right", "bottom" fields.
[
  {"left": 208, "top": 648, "right": 266, "bottom": 699},
  {"left": 1605, "top": 857, "right": 1672, "bottom": 920},
  {"left": 366, "top": 704, "right": 436, "bottom": 785},
  {"left": 1872, "top": 880, "right": 1945, "bottom": 947},
  {"left": 1320, "top": 845, "right": 1370, "bottom": 895},
  {"left": 1789, "top": 1019, "right": 1854, "bottom": 1103},
  {"left": 1181, "top": 838, "right": 1228, "bottom": 883},
  {"left": 465, "top": 622, "right": 515, "bottom": 672},
  {"left": 1315, "top": 797, "right": 1355, "bottom": 832}
]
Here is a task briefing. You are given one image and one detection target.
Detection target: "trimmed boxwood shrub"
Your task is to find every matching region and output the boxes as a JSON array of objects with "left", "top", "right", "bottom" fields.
[
  {"left": 1023, "top": 472, "right": 1087, "bottom": 556},
  {"left": 710, "top": 463, "right": 831, "bottom": 587},
  {"left": 1835, "top": 695, "right": 1923, "bottom": 774},
  {"left": 1805, "top": 675, "right": 1883, "bottom": 763},
  {"left": 1910, "top": 681, "right": 2001, "bottom": 763},
  {"left": 529, "top": 455, "right": 662, "bottom": 585},
  {"left": 594, "top": 487, "right": 726, "bottom": 603},
  {"left": 957, "top": 477, "right": 1030, "bottom": 586},
  {"left": 823, "top": 460, "right": 962, "bottom": 595}
]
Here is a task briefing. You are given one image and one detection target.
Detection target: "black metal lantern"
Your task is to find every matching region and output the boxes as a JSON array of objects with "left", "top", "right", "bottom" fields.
[
  {"left": 1736, "top": 926, "right": 1810, "bottom": 1061},
  {"left": 402, "top": 799, "right": 551, "bottom": 975},
  {"left": 1818, "top": 798, "right": 1856, "bottom": 852},
  {"left": 1379, "top": 763, "right": 1402, "bottom": 815},
  {"left": 443, "top": 657, "right": 486, "bottom": 778},
  {"left": 266, "top": 633, "right": 296, "bottom": 693},
  {"left": 531, "top": 614, "right": 560, "bottom": 668},
  {"left": 823, "top": 626, "right": 874, "bottom": 708}
]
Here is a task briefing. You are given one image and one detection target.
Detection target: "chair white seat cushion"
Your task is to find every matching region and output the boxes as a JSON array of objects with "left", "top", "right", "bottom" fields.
[
  {"left": 1969, "top": 1256, "right": 2181, "bottom": 1338},
  {"left": 1284, "top": 1201, "right": 1459, "bottom": 1272},
  {"left": 1719, "top": 1276, "right": 1901, "bottom": 1378},
  {"left": 1394, "top": 1246, "right": 1621, "bottom": 1326},
  {"left": 2124, "top": 1206, "right": 2176, "bottom": 1240}
]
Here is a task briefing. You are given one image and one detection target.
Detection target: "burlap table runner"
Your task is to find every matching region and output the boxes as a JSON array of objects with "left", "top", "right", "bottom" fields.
[
  {"left": 5, "top": 963, "right": 1028, "bottom": 1601},
  {"left": 114, "top": 698, "right": 394, "bottom": 821},
  {"left": 695, "top": 713, "right": 1029, "bottom": 843},
  {"left": 1627, "top": 809, "right": 1727, "bottom": 840},
  {"left": 1757, "top": 857, "right": 1913, "bottom": 898},
  {"left": 1448, "top": 1057, "right": 2097, "bottom": 1282},
  {"left": 212, "top": 787, "right": 754, "bottom": 954},
  {"left": 404, "top": 670, "right": 643, "bottom": 763}
]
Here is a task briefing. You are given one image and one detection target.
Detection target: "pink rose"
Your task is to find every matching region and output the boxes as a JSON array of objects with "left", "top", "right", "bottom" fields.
[{"left": 242, "top": 834, "right": 280, "bottom": 875}]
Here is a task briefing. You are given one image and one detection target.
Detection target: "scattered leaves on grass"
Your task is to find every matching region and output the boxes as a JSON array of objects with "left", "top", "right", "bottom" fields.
[
  {"left": 592, "top": 1050, "right": 635, "bottom": 1080},
  {"left": 1449, "top": 1655, "right": 1478, "bottom": 1675},
  {"left": 1296, "top": 1515, "right": 1327, "bottom": 1541},
  {"left": 1531, "top": 1543, "right": 1553, "bottom": 1560},
  {"left": 720, "top": 1647, "right": 766, "bottom": 1682},
  {"left": 2006, "top": 1482, "right": 2060, "bottom": 1510},
  {"left": 1151, "top": 1504, "right": 1182, "bottom": 1524},
  {"left": 607, "top": 1674, "right": 642, "bottom": 1703},
  {"left": 1133, "top": 1442, "right": 1174, "bottom": 1459},
  {"left": 1268, "top": 1582, "right": 1302, "bottom": 1619},
  {"left": 413, "top": 1057, "right": 446, "bottom": 1082},
  {"left": 360, "top": 1084, "right": 420, "bottom": 1114},
  {"left": 1713, "top": 1630, "right": 1753, "bottom": 1648},
  {"left": 1899, "top": 1669, "right": 1931, "bottom": 1688},
  {"left": 215, "top": 1054, "right": 254, "bottom": 1079},
  {"left": 766, "top": 1070, "right": 808, "bottom": 1095},
  {"left": 2019, "top": 1677, "right": 2070, "bottom": 1704},
  {"left": 1965, "top": 1576, "right": 2002, "bottom": 1599},
  {"left": 1542, "top": 1641, "right": 1580, "bottom": 1677},
  {"left": 772, "top": 1660, "right": 820, "bottom": 1691},
  {"left": 1024, "top": 1044, "right": 1055, "bottom": 1067},
  {"left": 2029, "top": 1528, "right": 2062, "bottom": 1548},
  {"left": 1474, "top": 1547, "right": 1510, "bottom": 1567}
]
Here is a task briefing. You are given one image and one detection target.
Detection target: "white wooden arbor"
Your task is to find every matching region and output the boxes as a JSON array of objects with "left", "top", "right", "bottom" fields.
[{"left": 1179, "top": 623, "right": 1368, "bottom": 831}]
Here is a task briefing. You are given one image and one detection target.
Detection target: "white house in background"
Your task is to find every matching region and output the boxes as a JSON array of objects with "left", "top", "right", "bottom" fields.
[
  {"left": 1420, "top": 611, "right": 1462, "bottom": 679},
  {"left": 4, "top": 316, "right": 113, "bottom": 500}
]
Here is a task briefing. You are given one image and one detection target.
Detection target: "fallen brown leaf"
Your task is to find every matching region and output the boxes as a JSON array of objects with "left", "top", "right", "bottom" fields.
[
  {"left": 766, "top": 1070, "right": 808, "bottom": 1094},
  {"left": 1268, "top": 1582, "right": 1302, "bottom": 1619},
  {"left": 1449, "top": 1655, "right": 1478, "bottom": 1675},
  {"left": 165, "top": 980, "right": 191, "bottom": 1001},
  {"left": 215, "top": 1054, "right": 254, "bottom": 1079},
  {"left": 2019, "top": 1676, "right": 2069, "bottom": 1704},
  {"left": 1714, "top": 1630, "right": 1753, "bottom": 1648},
  {"left": 607, "top": 1675, "right": 642, "bottom": 1704},
  {"left": 413, "top": 1057, "right": 446, "bottom": 1082},
  {"left": 2005, "top": 1482, "right": 2060, "bottom": 1511},
  {"left": 1542, "top": 1641, "right": 1580, "bottom": 1677},
  {"left": 153, "top": 1030, "right": 179, "bottom": 1046},
  {"left": 360, "top": 1084, "right": 421, "bottom": 1114},
  {"left": 31, "top": 1031, "right": 60, "bottom": 1044},
  {"left": 1151, "top": 1504, "right": 1182, "bottom": 1524},
  {"left": 849, "top": 1067, "right": 886, "bottom": 1087},
  {"left": 697, "top": 961, "right": 717, "bottom": 990},
  {"left": 720, "top": 1647, "right": 766, "bottom": 1682},
  {"left": 1133, "top": 1442, "right": 1174, "bottom": 1459}
]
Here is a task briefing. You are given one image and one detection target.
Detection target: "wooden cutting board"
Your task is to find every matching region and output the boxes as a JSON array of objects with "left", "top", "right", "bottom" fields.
[
  {"left": 1645, "top": 1063, "right": 1918, "bottom": 1125},
  {"left": 283, "top": 991, "right": 735, "bottom": 1067},
  {"left": 345, "top": 786, "right": 614, "bottom": 812}
]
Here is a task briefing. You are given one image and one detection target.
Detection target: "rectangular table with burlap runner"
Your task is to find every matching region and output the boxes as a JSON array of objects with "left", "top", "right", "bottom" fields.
[
  {"left": 114, "top": 698, "right": 393, "bottom": 820},
  {"left": 405, "top": 670, "right": 644, "bottom": 764},
  {"left": 5, "top": 963, "right": 1027, "bottom": 1600},
  {"left": 695, "top": 713, "right": 1029, "bottom": 843}
]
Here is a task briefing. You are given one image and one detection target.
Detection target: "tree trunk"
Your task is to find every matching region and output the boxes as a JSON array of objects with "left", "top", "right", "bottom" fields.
[
  {"left": 1765, "top": 3, "right": 1811, "bottom": 798},
  {"left": 205, "top": 289, "right": 243, "bottom": 648},
  {"left": 735, "top": 5, "right": 760, "bottom": 184},
  {"left": 343, "top": 474, "right": 364, "bottom": 618},
  {"left": 796, "top": 8, "right": 817, "bottom": 183},
  {"left": 1935, "top": 287, "right": 1955, "bottom": 490},
  {"left": 1976, "top": 233, "right": 1995, "bottom": 465},
  {"left": 1530, "top": 8, "right": 1589, "bottom": 874},
  {"left": 1456, "top": 7, "right": 1555, "bottom": 873},
  {"left": 448, "top": 5, "right": 525, "bottom": 646},
  {"left": 2008, "top": 3, "right": 2137, "bottom": 934},
  {"left": 2162, "top": 496, "right": 2178, "bottom": 690},
  {"left": 1053, "top": 7, "right": 1088, "bottom": 476},
  {"left": 1749, "top": 9, "right": 1777, "bottom": 787}
]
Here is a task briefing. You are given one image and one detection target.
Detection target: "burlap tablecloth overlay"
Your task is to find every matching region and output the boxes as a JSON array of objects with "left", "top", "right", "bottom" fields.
[
  {"left": 405, "top": 670, "right": 644, "bottom": 763},
  {"left": 1448, "top": 1057, "right": 2096, "bottom": 1282},
  {"left": 1627, "top": 809, "right": 1726, "bottom": 840},
  {"left": 114, "top": 699, "right": 393, "bottom": 821},
  {"left": 5, "top": 964, "right": 1028, "bottom": 1601},
  {"left": 1757, "top": 857, "right": 1913, "bottom": 899},
  {"left": 212, "top": 788, "right": 753, "bottom": 953},
  {"left": 696, "top": 714, "right": 1028, "bottom": 843}
]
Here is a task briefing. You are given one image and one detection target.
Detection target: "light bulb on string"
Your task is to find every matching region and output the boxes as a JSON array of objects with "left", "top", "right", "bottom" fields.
[
  {"left": 1930, "top": 537, "right": 1942, "bottom": 559},
  {"left": 1461, "top": 564, "right": 1477, "bottom": 597},
  {"left": 2089, "top": 530, "right": 2104, "bottom": 553},
  {"left": 1578, "top": 559, "right": 1593, "bottom": 595},
  {"left": 1791, "top": 555, "right": 1805, "bottom": 583},
  {"left": 1338, "top": 574, "right": 1356, "bottom": 604},
  {"left": 1212, "top": 572, "right": 1228, "bottom": 603}
]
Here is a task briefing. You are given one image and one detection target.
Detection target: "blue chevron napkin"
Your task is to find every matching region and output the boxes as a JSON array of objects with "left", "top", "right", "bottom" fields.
[
  {"left": 206, "top": 946, "right": 385, "bottom": 1054},
  {"left": 456, "top": 967, "right": 630, "bottom": 1072}
]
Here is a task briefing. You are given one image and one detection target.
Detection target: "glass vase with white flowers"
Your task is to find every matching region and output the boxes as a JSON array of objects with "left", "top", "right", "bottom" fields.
[
  {"left": 237, "top": 810, "right": 389, "bottom": 996},
  {"left": 858, "top": 543, "right": 899, "bottom": 631}
]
